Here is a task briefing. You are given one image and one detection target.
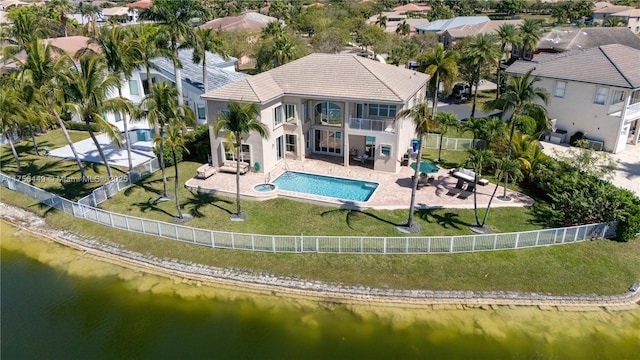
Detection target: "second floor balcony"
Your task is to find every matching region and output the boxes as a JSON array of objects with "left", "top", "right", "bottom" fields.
[{"left": 348, "top": 117, "right": 395, "bottom": 133}]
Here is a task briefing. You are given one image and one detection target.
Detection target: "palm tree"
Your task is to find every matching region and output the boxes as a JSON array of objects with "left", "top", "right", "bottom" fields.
[
  {"left": 464, "top": 148, "right": 495, "bottom": 228},
  {"left": 484, "top": 68, "right": 548, "bottom": 200},
  {"left": 213, "top": 102, "right": 269, "bottom": 219},
  {"left": 434, "top": 111, "right": 459, "bottom": 162},
  {"left": 483, "top": 116, "right": 507, "bottom": 150},
  {"left": 138, "top": 82, "right": 193, "bottom": 199},
  {"left": 481, "top": 157, "right": 522, "bottom": 225},
  {"left": 20, "top": 38, "right": 88, "bottom": 181},
  {"left": 0, "top": 82, "right": 25, "bottom": 171},
  {"left": 461, "top": 117, "right": 487, "bottom": 148},
  {"left": 395, "top": 20, "right": 410, "bottom": 37},
  {"left": 512, "top": 133, "right": 547, "bottom": 181},
  {"left": 82, "top": 25, "right": 138, "bottom": 171},
  {"left": 395, "top": 98, "right": 434, "bottom": 232},
  {"left": 2, "top": 9, "right": 50, "bottom": 58},
  {"left": 604, "top": 17, "right": 626, "bottom": 27},
  {"left": 420, "top": 43, "right": 458, "bottom": 120},
  {"left": 181, "top": 27, "right": 228, "bottom": 93},
  {"left": 495, "top": 23, "right": 519, "bottom": 99},
  {"left": 47, "top": 0, "right": 73, "bottom": 37},
  {"left": 462, "top": 33, "right": 500, "bottom": 119},
  {"left": 163, "top": 106, "right": 195, "bottom": 220},
  {"left": 375, "top": 14, "right": 387, "bottom": 29},
  {"left": 518, "top": 19, "right": 543, "bottom": 60},
  {"left": 60, "top": 54, "right": 130, "bottom": 180},
  {"left": 139, "top": 0, "right": 208, "bottom": 108}
]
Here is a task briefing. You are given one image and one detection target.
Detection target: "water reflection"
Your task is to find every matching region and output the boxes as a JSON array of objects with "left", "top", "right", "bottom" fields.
[{"left": 2, "top": 221, "right": 639, "bottom": 359}]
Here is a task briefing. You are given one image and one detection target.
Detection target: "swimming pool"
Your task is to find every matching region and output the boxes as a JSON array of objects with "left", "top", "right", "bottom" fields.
[{"left": 272, "top": 171, "right": 378, "bottom": 202}]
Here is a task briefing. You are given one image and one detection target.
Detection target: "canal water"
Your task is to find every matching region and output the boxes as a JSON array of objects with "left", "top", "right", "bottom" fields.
[{"left": 2, "top": 221, "right": 639, "bottom": 359}]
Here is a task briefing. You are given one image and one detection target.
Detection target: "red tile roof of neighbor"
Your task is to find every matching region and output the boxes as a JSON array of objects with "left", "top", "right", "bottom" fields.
[{"left": 127, "top": 0, "right": 151, "bottom": 9}]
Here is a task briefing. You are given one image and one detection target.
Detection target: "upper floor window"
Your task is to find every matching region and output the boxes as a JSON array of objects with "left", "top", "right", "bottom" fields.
[
  {"left": 315, "top": 102, "right": 342, "bottom": 125},
  {"left": 128, "top": 80, "right": 139, "bottom": 96},
  {"left": 218, "top": 109, "right": 230, "bottom": 119},
  {"left": 302, "top": 102, "right": 310, "bottom": 123},
  {"left": 274, "top": 105, "right": 283, "bottom": 127},
  {"left": 285, "top": 104, "right": 296, "bottom": 123},
  {"left": 368, "top": 104, "right": 397, "bottom": 118},
  {"left": 554, "top": 81, "right": 567, "bottom": 98},
  {"left": 197, "top": 104, "right": 206, "bottom": 120},
  {"left": 594, "top": 86, "right": 609, "bottom": 105},
  {"left": 610, "top": 90, "right": 625, "bottom": 105}
]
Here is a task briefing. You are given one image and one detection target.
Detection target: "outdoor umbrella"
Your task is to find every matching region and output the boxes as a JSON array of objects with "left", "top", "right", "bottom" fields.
[{"left": 410, "top": 161, "right": 440, "bottom": 174}]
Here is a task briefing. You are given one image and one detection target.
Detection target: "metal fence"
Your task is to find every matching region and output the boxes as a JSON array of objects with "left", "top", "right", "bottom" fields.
[
  {"left": 78, "top": 158, "right": 160, "bottom": 207},
  {"left": 424, "top": 134, "right": 484, "bottom": 151},
  {"left": 0, "top": 172, "right": 617, "bottom": 255}
]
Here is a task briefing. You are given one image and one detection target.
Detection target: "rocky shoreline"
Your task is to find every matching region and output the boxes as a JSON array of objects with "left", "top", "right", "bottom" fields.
[{"left": 2, "top": 202, "right": 639, "bottom": 309}]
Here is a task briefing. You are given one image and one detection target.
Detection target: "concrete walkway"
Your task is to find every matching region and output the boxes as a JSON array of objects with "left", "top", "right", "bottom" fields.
[
  {"left": 48, "top": 134, "right": 156, "bottom": 169},
  {"left": 540, "top": 141, "right": 640, "bottom": 197}
]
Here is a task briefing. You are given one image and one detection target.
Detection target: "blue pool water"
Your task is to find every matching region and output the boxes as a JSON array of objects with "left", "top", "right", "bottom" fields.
[{"left": 272, "top": 171, "right": 378, "bottom": 202}]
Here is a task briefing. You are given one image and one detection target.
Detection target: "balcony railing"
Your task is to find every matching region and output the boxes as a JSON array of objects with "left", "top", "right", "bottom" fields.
[
  {"left": 348, "top": 117, "right": 395, "bottom": 133},
  {"left": 608, "top": 101, "right": 640, "bottom": 120}
]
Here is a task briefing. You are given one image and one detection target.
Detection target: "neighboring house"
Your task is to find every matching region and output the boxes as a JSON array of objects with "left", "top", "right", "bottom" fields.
[
  {"left": 393, "top": 3, "right": 431, "bottom": 15},
  {"left": 592, "top": 3, "right": 633, "bottom": 22},
  {"left": 101, "top": 6, "right": 138, "bottom": 24},
  {"left": 415, "top": 16, "right": 489, "bottom": 34},
  {"left": 511, "top": 27, "right": 640, "bottom": 61},
  {"left": 199, "top": 11, "right": 278, "bottom": 32},
  {"left": 148, "top": 48, "right": 248, "bottom": 126},
  {"left": 605, "top": 8, "right": 640, "bottom": 33},
  {"left": 367, "top": 12, "right": 429, "bottom": 35},
  {"left": 202, "top": 53, "right": 429, "bottom": 174},
  {"left": 439, "top": 19, "right": 523, "bottom": 49},
  {"left": 507, "top": 44, "right": 640, "bottom": 153},
  {"left": 0, "top": 0, "right": 28, "bottom": 10}
]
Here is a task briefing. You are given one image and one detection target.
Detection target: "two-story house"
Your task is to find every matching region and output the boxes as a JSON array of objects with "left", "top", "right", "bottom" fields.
[
  {"left": 506, "top": 44, "right": 640, "bottom": 153},
  {"left": 202, "top": 53, "right": 429, "bottom": 174}
]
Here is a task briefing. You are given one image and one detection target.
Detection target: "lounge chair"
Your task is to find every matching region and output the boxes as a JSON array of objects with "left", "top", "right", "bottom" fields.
[
  {"left": 446, "top": 179, "right": 466, "bottom": 196},
  {"left": 416, "top": 173, "right": 434, "bottom": 189},
  {"left": 457, "top": 182, "right": 476, "bottom": 199},
  {"left": 353, "top": 154, "right": 369, "bottom": 164}
]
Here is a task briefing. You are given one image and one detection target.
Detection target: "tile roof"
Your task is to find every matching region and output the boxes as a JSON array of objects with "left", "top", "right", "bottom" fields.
[
  {"left": 507, "top": 44, "right": 640, "bottom": 89},
  {"left": 442, "top": 19, "right": 523, "bottom": 38},
  {"left": 537, "top": 27, "right": 640, "bottom": 52},
  {"left": 198, "top": 12, "right": 277, "bottom": 31},
  {"left": 393, "top": 3, "right": 431, "bottom": 13},
  {"left": 202, "top": 53, "right": 429, "bottom": 104},
  {"left": 593, "top": 4, "right": 633, "bottom": 14},
  {"left": 416, "top": 16, "right": 489, "bottom": 32},
  {"left": 151, "top": 49, "right": 248, "bottom": 92}
]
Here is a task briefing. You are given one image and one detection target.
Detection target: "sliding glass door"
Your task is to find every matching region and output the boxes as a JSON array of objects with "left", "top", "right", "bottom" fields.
[{"left": 314, "top": 129, "right": 342, "bottom": 155}]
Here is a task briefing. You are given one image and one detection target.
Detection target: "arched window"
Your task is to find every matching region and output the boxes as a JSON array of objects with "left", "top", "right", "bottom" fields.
[{"left": 314, "top": 102, "right": 342, "bottom": 126}]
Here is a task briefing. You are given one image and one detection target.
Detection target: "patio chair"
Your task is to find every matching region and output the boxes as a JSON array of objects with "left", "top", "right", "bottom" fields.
[
  {"left": 446, "top": 179, "right": 466, "bottom": 196},
  {"left": 457, "top": 182, "right": 476, "bottom": 200},
  {"left": 416, "top": 173, "right": 434, "bottom": 189},
  {"left": 353, "top": 153, "right": 369, "bottom": 164}
]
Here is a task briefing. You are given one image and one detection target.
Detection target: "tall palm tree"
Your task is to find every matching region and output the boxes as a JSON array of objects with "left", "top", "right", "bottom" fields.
[
  {"left": 82, "top": 25, "right": 138, "bottom": 171},
  {"left": 375, "top": 13, "right": 387, "bottom": 29},
  {"left": 464, "top": 148, "right": 495, "bottom": 228},
  {"left": 139, "top": 0, "right": 208, "bottom": 108},
  {"left": 395, "top": 20, "right": 410, "bottom": 37},
  {"left": 434, "top": 111, "right": 459, "bottom": 162},
  {"left": 461, "top": 117, "right": 487, "bottom": 148},
  {"left": 484, "top": 68, "right": 548, "bottom": 199},
  {"left": 0, "top": 82, "right": 26, "bottom": 171},
  {"left": 481, "top": 157, "right": 522, "bottom": 225},
  {"left": 2, "top": 9, "right": 50, "bottom": 58},
  {"left": 495, "top": 23, "right": 519, "bottom": 99},
  {"left": 137, "top": 82, "right": 193, "bottom": 199},
  {"left": 462, "top": 33, "right": 500, "bottom": 119},
  {"left": 20, "top": 38, "right": 88, "bottom": 181},
  {"left": 60, "top": 54, "right": 130, "bottom": 180},
  {"left": 395, "top": 98, "right": 434, "bottom": 232},
  {"left": 213, "top": 102, "right": 269, "bottom": 219},
  {"left": 420, "top": 43, "right": 458, "bottom": 120},
  {"left": 181, "top": 27, "right": 228, "bottom": 93},
  {"left": 518, "top": 19, "right": 543, "bottom": 60},
  {"left": 163, "top": 105, "right": 195, "bottom": 220}
]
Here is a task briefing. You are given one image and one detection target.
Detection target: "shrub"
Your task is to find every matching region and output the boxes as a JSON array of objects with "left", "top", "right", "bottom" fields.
[
  {"left": 154, "top": 142, "right": 183, "bottom": 167},
  {"left": 64, "top": 121, "right": 101, "bottom": 132},
  {"left": 569, "top": 131, "right": 586, "bottom": 146},
  {"left": 183, "top": 124, "right": 210, "bottom": 163}
]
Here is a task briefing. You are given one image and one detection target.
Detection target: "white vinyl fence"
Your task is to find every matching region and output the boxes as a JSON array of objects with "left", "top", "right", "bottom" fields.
[
  {"left": 424, "top": 134, "right": 484, "bottom": 151},
  {"left": 0, "top": 172, "right": 617, "bottom": 255},
  {"left": 78, "top": 158, "right": 160, "bottom": 207}
]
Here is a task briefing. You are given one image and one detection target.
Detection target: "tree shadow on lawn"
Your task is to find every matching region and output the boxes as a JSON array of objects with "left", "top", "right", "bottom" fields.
[
  {"left": 416, "top": 209, "right": 465, "bottom": 230},
  {"left": 133, "top": 197, "right": 176, "bottom": 218},
  {"left": 123, "top": 178, "right": 164, "bottom": 197},
  {"left": 184, "top": 191, "right": 233, "bottom": 218},
  {"left": 320, "top": 208, "right": 397, "bottom": 230}
]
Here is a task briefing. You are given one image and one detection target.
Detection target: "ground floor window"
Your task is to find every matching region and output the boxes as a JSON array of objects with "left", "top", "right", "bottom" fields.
[
  {"left": 314, "top": 129, "right": 342, "bottom": 155},
  {"left": 365, "top": 136, "right": 376, "bottom": 157},
  {"left": 286, "top": 134, "right": 296, "bottom": 153},
  {"left": 223, "top": 142, "right": 250, "bottom": 164}
]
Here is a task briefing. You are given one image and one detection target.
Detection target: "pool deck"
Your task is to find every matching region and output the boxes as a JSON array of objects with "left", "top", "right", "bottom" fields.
[{"left": 185, "top": 158, "right": 534, "bottom": 211}]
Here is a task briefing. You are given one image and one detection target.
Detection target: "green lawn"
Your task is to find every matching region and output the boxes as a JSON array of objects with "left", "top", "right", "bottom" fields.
[
  {"left": 0, "top": 129, "right": 126, "bottom": 200},
  {"left": 2, "top": 189, "right": 638, "bottom": 295}
]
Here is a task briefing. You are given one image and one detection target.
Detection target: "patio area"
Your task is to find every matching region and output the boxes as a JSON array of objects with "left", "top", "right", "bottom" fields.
[{"left": 185, "top": 158, "right": 534, "bottom": 211}]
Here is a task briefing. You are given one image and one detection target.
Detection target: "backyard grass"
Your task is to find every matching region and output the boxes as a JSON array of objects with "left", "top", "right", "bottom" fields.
[
  {"left": 0, "top": 130, "right": 126, "bottom": 200},
  {"left": 2, "top": 189, "right": 639, "bottom": 295},
  {"left": 98, "top": 160, "right": 543, "bottom": 237}
]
